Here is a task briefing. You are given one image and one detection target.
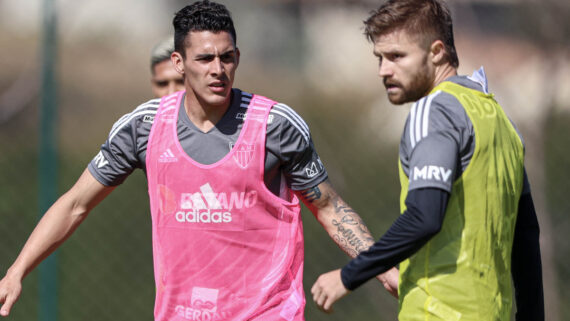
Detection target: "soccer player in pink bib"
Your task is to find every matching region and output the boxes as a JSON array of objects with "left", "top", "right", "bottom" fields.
[{"left": 0, "top": 1, "right": 397, "bottom": 320}]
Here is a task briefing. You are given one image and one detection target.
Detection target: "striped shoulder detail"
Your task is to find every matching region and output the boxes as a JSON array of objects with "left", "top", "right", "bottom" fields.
[
  {"left": 240, "top": 91, "right": 253, "bottom": 108},
  {"left": 409, "top": 90, "right": 441, "bottom": 148},
  {"left": 238, "top": 91, "right": 310, "bottom": 143},
  {"left": 270, "top": 103, "right": 310, "bottom": 143},
  {"left": 109, "top": 99, "right": 160, "bottom": 143}
]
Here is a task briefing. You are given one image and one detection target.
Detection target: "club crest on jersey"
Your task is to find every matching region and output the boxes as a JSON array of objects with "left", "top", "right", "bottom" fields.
[{"left": 229, "top": 142, "right": 255, "bottom": 169}]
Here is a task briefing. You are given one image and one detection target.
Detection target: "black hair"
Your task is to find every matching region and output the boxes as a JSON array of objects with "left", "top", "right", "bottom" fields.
[{"left": 173, "top": 0, "right": 237, "bottom": 57}]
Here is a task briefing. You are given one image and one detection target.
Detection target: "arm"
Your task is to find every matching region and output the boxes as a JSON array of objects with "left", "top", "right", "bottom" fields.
[
  {"left": 341, "top": 187, "right": 448, "bottom": 290},
  {"left": 311, "top": 187, "right": 449, "bottom": 312},
  {"left": 0, "top": 169, "right": 115, "bottom": 317},
  {"left": 511, "top": 173, "right": 544, "bottom": 321},
  {"left": 298, "top": 179, "right": 374, "bottom": 257},
  {"left": 297, "top": 179, "right": 399, "bottom": 299}
]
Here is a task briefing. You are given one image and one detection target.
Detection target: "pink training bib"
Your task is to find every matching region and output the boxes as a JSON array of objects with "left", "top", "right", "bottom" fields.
[{"left": 146, "top": 91, "right": 305, "bottom": 321}]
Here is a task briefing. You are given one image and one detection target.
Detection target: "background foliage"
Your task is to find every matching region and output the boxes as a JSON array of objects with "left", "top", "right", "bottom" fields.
[{"left": 1, "top": 0, "right": 569, "bottom": 320}]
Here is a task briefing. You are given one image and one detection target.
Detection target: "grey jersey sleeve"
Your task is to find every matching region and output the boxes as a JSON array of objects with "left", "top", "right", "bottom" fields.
[
  {"left": 400, "top": 91, "right": 473, "bottom": 192},
  {"left": 401, "top": 75, "right": 528, "bottom": 193},
  {"left": 266, "top": 103, "right": 328, "bottom": 191},
  {"left": 87, "top": 99, "right": 159, "bottom": 186}
]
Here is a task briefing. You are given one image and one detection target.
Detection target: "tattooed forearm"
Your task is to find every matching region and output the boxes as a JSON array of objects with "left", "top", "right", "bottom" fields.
[
  {"left": 332, "top": 197, "right": 356, "bottom": 215},
  {"left": 330, "top": 195, "right": 375, "bottom": 257},
  {"left": 299, "top": 180, "right": 377, "bottom": 258},
  {"left": 332, "top": 216, "right": 369, "bottom": 254},
  {"left": 333, "top": 235, "right": 359, "bottom": 257}
]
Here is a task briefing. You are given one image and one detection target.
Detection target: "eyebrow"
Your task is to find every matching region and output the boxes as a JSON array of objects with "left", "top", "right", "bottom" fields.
[
  {"left": 374, "top": 48, "right": 405, "bottom": 57},
  {"left": 194, "top": 49, "right": 235, "bottom": 60}
]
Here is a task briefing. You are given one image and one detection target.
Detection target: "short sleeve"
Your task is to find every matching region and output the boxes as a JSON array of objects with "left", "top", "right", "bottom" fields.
[
  {"left": 87, "top": 99, "right": 159, "bottom": 186},
  {"left": 404, "top": 92, "right": 470, "bottom": 192},
  {"left": 266, "top": 103, "right": 328, "bottom": 191}
]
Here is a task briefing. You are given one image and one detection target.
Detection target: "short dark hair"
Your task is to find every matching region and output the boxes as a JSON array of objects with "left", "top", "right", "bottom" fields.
[
  {"left": 173, "top": 0, "right": 237, "bottom": 58},
  {"left": 364, "top": 0, "right": 459, "bottom": 68}
]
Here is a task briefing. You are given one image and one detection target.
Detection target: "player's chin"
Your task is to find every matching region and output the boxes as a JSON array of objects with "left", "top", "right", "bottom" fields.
[
  {"left": 205, "top": 93, "right": 231, "bottom": 107},
  {"left": 387, "top": 93, "right": 408, "bottom": 105}
]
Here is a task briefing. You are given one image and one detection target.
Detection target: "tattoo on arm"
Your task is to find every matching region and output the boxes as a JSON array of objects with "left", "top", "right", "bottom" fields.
[
  {"left": 330, "top": 195, "right": 375, "bottom": 257},
  {"left": 299, "top": 181, "right": 376, "bottom": 258}
]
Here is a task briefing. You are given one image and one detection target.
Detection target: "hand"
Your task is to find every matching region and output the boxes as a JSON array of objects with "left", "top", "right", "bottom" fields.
[
  {"left": 311, "top": 269, "right": 350, "bottom": 313},
  {"left": 377, "top": 267, "right": 399, "bottom": 298},
  {"left": 0, "top": 274, "right": 22, "bottom": 317}
]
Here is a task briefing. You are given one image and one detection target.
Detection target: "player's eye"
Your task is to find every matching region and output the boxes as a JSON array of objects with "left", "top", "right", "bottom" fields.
[
  {"left": 220, "top": 53, "right": 235, "bottom": 63},
  {"left": 156, "top": 81, "right": 168, "bottom": 87}
]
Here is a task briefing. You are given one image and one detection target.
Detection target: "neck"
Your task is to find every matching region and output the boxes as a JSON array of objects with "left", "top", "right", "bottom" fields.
[
  {"left": 431, "top": 63, "right": 457, "bottom": 91},
  {"left": 183, "top": 90, "right": 232, "bottom": 133}
]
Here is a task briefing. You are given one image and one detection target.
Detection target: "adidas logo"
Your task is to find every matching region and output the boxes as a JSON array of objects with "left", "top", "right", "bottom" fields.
[
  {"left": 159, "top": 148, "right": 178, "bottom": 163},
  {"left": 181, "top": 183, "right": 222, "bottom": 210},
  {"left": 175, "top": 183, "right": 258, "bottom": 224}
]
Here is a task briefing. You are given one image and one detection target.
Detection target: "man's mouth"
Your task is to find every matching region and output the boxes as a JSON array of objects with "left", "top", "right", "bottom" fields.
[
  {"left": 209, "top": 82, "right": 226, "bottom": 92},
  {"left": 385, "top": 83, "right": 399, "bottom": 91}
]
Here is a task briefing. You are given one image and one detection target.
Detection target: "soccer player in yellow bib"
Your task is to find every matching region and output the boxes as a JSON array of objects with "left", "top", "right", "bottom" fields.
[{"left": 311, "top": 0, "right": 544, "bottom": 320}]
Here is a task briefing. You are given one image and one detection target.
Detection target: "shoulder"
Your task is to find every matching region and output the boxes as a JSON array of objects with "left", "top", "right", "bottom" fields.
[
  {"left": 402, "top": 90, "right": 474, "bottom": 156},
  {"left": 107, "top": 98, "right": 161, "bottom": 142},
  {"left": 406, "top": 91, "right": 467, "bottom": 134},
  {"left": 241, "top": 90, "right": 311, "bottom": 144},
  {"left": 269, "top": 102, "right": 310, "bottom": 143}
]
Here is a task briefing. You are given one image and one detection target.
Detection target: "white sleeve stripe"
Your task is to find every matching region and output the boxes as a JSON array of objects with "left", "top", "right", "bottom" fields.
[
  {"left": 110, "top": 101, "right": 159, "bottom": 133},
  {"left": 271, "top": 109, "right": 310, "bottom": 143},
  {"left": 414, "top": 97, "right": 425, "bottom": 147},
  {"left": 239, "top": 95, "right": 311, "bottom": 142},
  {"left": 109, "top": 110, "right": 157, "bottom": 143},
  {"left": 422, "top": 90, "right": 441, "bottom": 138},
  {"left": 410, "top": 101, "right": 417, "bottom": 148},
  {"left": 272, "top": 103, "right": 310, "bottom": 135}
]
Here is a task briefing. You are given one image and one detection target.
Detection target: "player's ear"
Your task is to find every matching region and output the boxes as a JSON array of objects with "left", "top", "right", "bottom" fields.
[
  {"left": 171, "top": 51, "right": 185, "bottom": 75},
  {"left": 430, "top": 40, "right": 446, "bottom": 65}
]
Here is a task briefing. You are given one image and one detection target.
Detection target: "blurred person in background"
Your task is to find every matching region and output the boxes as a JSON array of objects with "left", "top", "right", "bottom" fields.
[
  {"left": 311, "top": 0, "right": 544, "bottom": 320},
  {"left": 0, "top": 1, "right": 396, "bottom": 320},
  {"left": 150, "top": 36, "right": 185, "bottom": 98}
]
